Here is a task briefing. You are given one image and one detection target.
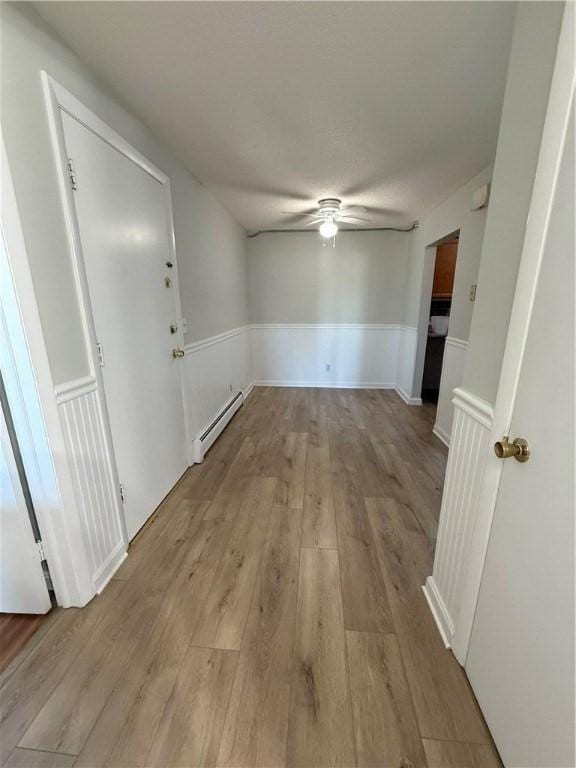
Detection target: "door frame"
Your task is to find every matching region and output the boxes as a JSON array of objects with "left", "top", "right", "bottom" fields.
[
  {"left": 453, "top": 2, "right": 575, "bottom": 662},
  {"left": 1, "top": 132, "right": 94, "bottom": 607},
  {"left": 41, "top": 73, "right": 193, "bottom": 534}
]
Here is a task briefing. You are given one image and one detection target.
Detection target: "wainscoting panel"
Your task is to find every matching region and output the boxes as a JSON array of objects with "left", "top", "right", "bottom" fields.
[
  {"left": 395, "top": 325, "right": 421, "bottom": 404},
  {"left": 424, "top": 387, "right": 494, "bottom": 659},
  {"left": 250, "top": 324, "right": 400, "bottom": 388},
  {"left": 55, "top": 377, "right": 126, "bottom": 593},
  {"left": 433, "top": 336, "right": 468, "bottom": 446},
  {"left": 183, "top": 326, "right": 252, "bottom": 455}
]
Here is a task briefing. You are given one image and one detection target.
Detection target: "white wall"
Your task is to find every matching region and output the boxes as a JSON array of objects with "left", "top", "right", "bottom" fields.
[
  {"left": 250, "top": 324, "right": 400, "bottom": 389},
  {"left": 425, "top": 2, "right": 566, "bottom": 669},
  {"left": 248, "top": 230, "right": 410, "bottom": 324},
  {"left": 183, "top": 326, "right": 252, "bottom": 443},
  {"left": 1, "top": 3, "right": 253, "bottom": 605},
  {"left": 1, "top": 3, "right": 249, "bottom": 385},
  {"left": 247, "top": 230, "right": 410, "bottom": 389},
  {"left": 1, "top": 2, "right": 252, "bottom": 471},
  {"left": 402, "top": 166, "right": 493, "bottom": 441},
  {"left": 463, "top": 1, "right": 564, "bottom": 404}
]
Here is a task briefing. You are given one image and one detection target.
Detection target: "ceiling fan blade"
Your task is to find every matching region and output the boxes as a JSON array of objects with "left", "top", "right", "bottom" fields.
[
  {"left": 338, "top": 206, "right": 367, "bottom": 216},
  {"left": 304, "top": 218, "right": 324, "bottom": 226},
  {"left": 337, "top": 216, "right": 371, "bottom": 224},
  {"left": 281, "top": 211, "right": 321, "bottom": 218}
]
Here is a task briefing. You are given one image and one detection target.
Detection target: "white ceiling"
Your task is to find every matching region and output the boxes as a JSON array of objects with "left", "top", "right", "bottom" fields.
[{"left": 35, "top": 1, "right": 516, "bottom": 232}]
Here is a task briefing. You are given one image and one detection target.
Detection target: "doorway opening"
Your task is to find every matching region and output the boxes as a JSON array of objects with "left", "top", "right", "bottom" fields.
[{"left": 421, "top": 235, "right": 459, "bottom": 406}]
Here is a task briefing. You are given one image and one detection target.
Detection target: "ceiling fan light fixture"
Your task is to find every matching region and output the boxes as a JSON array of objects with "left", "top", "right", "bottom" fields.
[{"left": 319, "top": 218, "right": 338, "bottom": 239}]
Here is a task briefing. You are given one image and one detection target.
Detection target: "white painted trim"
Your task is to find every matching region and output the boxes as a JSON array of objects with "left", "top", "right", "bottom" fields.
[
  {"left": 57, "top": 384, "right": 127, "bottom": 592},
  {"left": 428, "top": 386, "right": 495, "bottom": 664},
  {"left": 242, "top": 382, "right": 255, "bottom": 401},
  {"left": 48, "top": 77, "right": 169, "bottom": 185},
  {"left": 422, "top": 578, "right": 454, "bottom": 648},
  {"left": 432, "top": 423, "right": 451, "bottom": 447},
  {"left": 445, "top": 336, "right": 468, "bottom": 352},
  {"left": 251, "top": 323, "right": 404, "bottom": 332},
  {"left": 95, "top": 546, "right": 127, "bottom": 595},
  {"left": 254, "top": 380, "right": 396, "bottom": 390},
  {"left": 452, "top": 387, "right": 494, "bottom": 429},
  {"left": 1, "top": 133, "right": 95, "bottom": 607},
  {"left": 394, "top": 385, "right": 422, "bottom": 406},
  {"left": 454, "top": 4, "right": 576, "bottom": 665},
  {"left": 54, "top": 376, "right": 98, "bottom": 404},
  {"left": 184, "top": 325, "right": 249, "bottom": 355}
]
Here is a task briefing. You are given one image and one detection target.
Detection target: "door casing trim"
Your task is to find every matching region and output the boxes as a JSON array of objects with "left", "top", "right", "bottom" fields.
[{"left": 42, "top": 73, "right": 192, "bottom": 573}]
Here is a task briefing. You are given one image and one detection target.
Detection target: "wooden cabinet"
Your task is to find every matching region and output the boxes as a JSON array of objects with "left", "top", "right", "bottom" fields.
[{"left": 432, "top": 240, "right": 458, "bottom": 297}]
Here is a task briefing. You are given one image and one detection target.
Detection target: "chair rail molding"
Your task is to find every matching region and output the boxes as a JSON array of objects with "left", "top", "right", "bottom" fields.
[{"left": 424, "top": 386, "right": 494, "bottom": 661}]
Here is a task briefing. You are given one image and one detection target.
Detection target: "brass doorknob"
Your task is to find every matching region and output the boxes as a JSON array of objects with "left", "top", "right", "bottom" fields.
[
  {"left": 494, "top": 436, "right": 530, "bottom": 462},
  {"left": 172, "top": 348, "right": 185, "bottom": 359}
]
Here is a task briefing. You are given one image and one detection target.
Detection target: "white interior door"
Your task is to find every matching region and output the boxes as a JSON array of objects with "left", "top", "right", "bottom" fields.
[
  {"left": 61, "top": 112, "right": 188, "bottom": 541},
  {"left": 465, "top": 71, "right": 574, "bottom": 768},
  {"left": 0, "top": 404, "right": 51, "bottom": 614}
]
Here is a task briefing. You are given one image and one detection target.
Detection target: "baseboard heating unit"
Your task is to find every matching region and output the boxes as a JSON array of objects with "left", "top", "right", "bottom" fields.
[{"left": 192, "top": 390, "right": 244, "bottom": 463}]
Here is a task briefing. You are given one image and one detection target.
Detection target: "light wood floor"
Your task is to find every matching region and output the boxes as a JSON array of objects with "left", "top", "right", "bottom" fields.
[
  {"left": 0, "top": 387, "right": 501, "bottom": 768},
  {"left": 0, "top": 615, "right": 49, "bottom": 676}
]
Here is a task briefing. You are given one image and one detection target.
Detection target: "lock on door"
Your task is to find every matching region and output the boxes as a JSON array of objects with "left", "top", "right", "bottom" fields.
[{"left": 172, "top": 348, "right": 185, "bottom": 359}]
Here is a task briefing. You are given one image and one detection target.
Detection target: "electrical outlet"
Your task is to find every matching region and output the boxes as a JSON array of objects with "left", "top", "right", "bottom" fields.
[
  {"left": 326, "top": 363, "right": 331, "bottom": 372},
  {"left": 469, "top": 284, "right": 477, "bottom": 302}
]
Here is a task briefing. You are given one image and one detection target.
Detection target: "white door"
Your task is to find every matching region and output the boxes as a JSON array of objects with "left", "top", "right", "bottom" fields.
[
  {"left": 61, "top": 112, "right": 188, "bottom": 540},
  {"left": 465, "top": 28, "right": 574, "bottom": 768},
  {"left": 0, "top": 403, "right": 51, "bottom": 614}
]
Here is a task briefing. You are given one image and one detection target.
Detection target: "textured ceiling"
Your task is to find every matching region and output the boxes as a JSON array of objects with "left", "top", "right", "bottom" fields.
[{"left": 35, "top": 1, "right": 516, "bottom": 232}]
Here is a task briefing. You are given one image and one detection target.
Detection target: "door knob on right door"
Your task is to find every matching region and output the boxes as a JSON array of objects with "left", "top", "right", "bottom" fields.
[{"left": 494, "top": 436, "right": 530, "bottom": 462}]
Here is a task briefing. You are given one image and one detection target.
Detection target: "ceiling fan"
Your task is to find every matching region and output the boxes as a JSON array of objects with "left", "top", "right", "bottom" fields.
[{"left": 282, "top": 198, "right": 370, "bottom": 239}]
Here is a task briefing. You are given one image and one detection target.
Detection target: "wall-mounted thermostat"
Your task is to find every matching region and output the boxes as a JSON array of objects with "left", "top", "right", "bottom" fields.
[{"left": 472, "top": 184, "right": 490, "bottom": 211}]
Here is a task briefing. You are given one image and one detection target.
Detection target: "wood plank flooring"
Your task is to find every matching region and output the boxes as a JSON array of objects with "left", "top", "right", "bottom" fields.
[
  {"left": 0, "top": 615, "right": 50, "bottom": 675},
  {"left": 0, "top": 387, "right": 501, "bottom": 767}
]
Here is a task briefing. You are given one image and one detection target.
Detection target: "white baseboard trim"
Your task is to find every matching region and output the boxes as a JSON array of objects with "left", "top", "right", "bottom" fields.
[
  {"left": 432, "top": 423, "right": 451, "bottom": 447},
  {"left": 94, "top": 543, "right": 127, "bottom": 596},
  {"left": 252, "top": 380, "right": 396, "bottom": 390},
  {"left": 422, "top": 577, "right": 454, "bottom": 649},
  {"left": 243, "top": 382, "right": 255, "bottom": 400},
  {"left": 394, "top": 385, "right": 422, "bottom": 406}
]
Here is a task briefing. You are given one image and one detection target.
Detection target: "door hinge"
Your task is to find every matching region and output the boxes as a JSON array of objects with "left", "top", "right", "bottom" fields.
[
  {"left": 36, "top": 540, "right": 47, "bottom": 561},
  {"left": 36, "top": 540, "right": 55, "bottom": 593},
  {"left": 67, "top": 158, "right": 78, "bottom": 191},
  {"left": 96, "top": 341, "right": 105, "bottom": 367},
  {"left": 119, "top": 483, "right": 126, "bottom": 504}
]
